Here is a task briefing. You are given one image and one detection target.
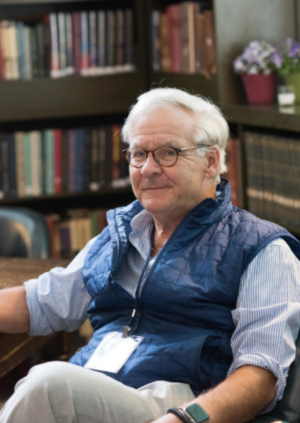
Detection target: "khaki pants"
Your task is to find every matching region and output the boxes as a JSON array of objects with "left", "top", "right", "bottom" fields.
[{"left": 0, "top": 361, "right": 195, "bottom": 423}]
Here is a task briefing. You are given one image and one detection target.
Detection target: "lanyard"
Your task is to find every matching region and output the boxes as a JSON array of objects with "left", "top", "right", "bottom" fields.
[{"left": 123, "top": 226, "right": 155, "bottom": 338}]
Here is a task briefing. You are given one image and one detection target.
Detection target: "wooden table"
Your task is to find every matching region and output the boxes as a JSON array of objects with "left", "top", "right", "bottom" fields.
[{"left": 0, "top": 258, "right": 70, "bottom": 378}]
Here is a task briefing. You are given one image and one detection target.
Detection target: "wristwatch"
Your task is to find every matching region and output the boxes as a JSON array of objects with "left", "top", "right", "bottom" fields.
[{"left": 167, "top": 403, "right": 210, "bottom": 423}]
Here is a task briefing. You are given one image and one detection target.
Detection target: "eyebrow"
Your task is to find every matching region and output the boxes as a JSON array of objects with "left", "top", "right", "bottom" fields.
[{"left": 130, "top": 141, "right": 183, "bottom": 148}]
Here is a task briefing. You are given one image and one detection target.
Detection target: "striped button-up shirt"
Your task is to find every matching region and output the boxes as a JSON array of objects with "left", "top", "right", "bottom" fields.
[{"left": 25, "top": 209, "right": 300, "bottom": 412}]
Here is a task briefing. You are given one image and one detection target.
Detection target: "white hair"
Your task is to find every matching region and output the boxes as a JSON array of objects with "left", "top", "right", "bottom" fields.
[{"left": 122, "top": 87, "right": 229, "bottom": 184}]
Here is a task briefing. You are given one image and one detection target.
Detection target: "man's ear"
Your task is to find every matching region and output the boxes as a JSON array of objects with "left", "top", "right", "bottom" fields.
[{"left": 203, "top": 147, "right": 220, "bottom": 180}]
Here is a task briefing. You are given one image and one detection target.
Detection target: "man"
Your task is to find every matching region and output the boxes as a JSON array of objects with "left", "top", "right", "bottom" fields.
[{"left": 1, "top": 87, "right": 300, "bottom": 423}]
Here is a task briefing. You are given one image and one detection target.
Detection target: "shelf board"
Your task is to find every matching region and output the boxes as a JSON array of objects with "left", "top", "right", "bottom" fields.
[
  {"left": 0, "top": 186, "right": 134, "bottom": 205},
  {"left": 0, "top": 0, "right": 128, "bottom": 4},
  {"left": 224, "top": 103, "right": 300, "bottom": 132},
  {"left": 150, "top": 72, "right": 219, "bottom": 103},
  {"left": 0, "top": 73, "right": 141, "bottom": 122}
]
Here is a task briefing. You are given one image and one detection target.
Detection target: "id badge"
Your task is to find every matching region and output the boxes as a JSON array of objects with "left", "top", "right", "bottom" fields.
[{"left": 84, "top": 331, "right": 143, "bottom": 373}]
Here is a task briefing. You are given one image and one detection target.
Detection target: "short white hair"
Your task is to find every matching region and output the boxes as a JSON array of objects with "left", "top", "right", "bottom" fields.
[{"left": 122, "top": 87, "right": 229, "bottom": 184}]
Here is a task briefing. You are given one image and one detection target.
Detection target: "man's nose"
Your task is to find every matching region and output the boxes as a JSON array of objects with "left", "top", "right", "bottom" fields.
[{"left": 140, "top": 152, "right": 162, "bottom": 175}]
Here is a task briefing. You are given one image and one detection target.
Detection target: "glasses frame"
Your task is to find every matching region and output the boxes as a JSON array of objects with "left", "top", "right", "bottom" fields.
[{"left": 122, "top": 145, "right": 212, "bottom": 168}]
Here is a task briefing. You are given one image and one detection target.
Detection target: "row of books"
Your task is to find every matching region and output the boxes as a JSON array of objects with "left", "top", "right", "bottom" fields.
[
  {"left": 152, "top": 1, "right": 216, "bottom": 77},
  {"left": 0, "top": 9, "right": 135, "bottom": 81},
  {"left": 244, "top": 131, "right": 300, "bottom": 228},
  {"left": 0, "top": 125, "right": 130, "bottom": 199},
  {"left": 46, "top": 209, "right": 107, "bottom": 258}
]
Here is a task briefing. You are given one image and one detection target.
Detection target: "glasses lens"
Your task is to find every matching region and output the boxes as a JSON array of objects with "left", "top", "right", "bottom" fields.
[
  {"left": 154, "top": 147, "right": 177, "bottom": 166},
  {"left": 127, "top": 148, "right": 146, "bottom": 167}
]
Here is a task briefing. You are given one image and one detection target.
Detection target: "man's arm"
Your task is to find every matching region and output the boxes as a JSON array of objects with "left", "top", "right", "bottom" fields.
[
  {"left": 155, "top": 365, "right": 276, "bottom": 423},
  {"left": 0, "top": 286, "right": 30, "bottom": 333}
]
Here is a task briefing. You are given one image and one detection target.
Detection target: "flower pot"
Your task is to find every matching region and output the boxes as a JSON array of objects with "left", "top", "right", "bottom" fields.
[
  {"left": 284, "top": 72, "right": 300, "bottom": 103},
  {"left": 241, "top": 73, "right": 276, "bottom": 105}
]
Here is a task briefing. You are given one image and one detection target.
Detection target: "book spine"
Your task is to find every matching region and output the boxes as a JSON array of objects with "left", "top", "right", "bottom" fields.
[
  {"left": 160, "top": 14, "right": 170, "bottom": 72},
  {"left": 65, "top": 12, "right": 74, "bottom": 75},
  {"left": 23, "top": 132, "right": 32, "bottom": 196},
  {"left": 50, "top": 13, "right": 60, "bottom": 78},
  {"left": 97, "top": 10, "right": 106, "bottom": 69},
  {"left": 89, "top": 11, "right": 97, "bottom": 71},
  {"left": 17, "top": 22, "right": 26, "bottom": 80},
  {"left": 89, "top": 128, "right": 100, "bottom": 191},
  {"left": 61, "top": 130, "right": 69, "bottom": 192},
  {"left": 116, "top": 9, "right": 124, "bottom": 69},
  {"left": 68, "top": 129, "right": 76, "bottom": 192},
  {"left": 7, "top": 133, "right": 17, "bottom": 197},
  {"left": 43, "top": 16, "right": 51, "bottom": 78},
  {"left": 9, "top": 21, "right": 19, "bottom": 80},
  {"left": 15, "top": 132, "right": 25, "bottom": 197},
  {"left": 72, "top": 12, "right": 81, "bottom": 75},
  {"left": 24, "top": 26, "right": 32, "bottom": 80},
  {"left": 37, "top": 23, "right": 45, "bottom": 77},
  {"left": 45, "top": 129, "right": 54, "bottom": 195},
  {"left": 2, "top": 21, "right": 12, "bottom": 80},
  {"left": 111, "top": 125, "right": 121, "bottom": 185},
  {"left": 54, "top": 129, "right": 62, "bottom": 193},
  {"left": 151, "top": 11, "right": 160, "bottom": 72},
  {"left": 124, "top": 9, "right": 134, "bottom": 69},
  {"left": 1, "top": 136, "right": 9, "bottom": 197},
  {"left": 80, "top": 11, "right": 89, "bottom": 73},
  {"left": 30, "top": 26, "right": 39, "bottom": 78},
  {"left": 30, "top": 131, "right": 42, "bottom": 196},
  {"left": 187, "top": 3, "right": 196, "bottom": 74},
  {"left": 106, "top": 10, "right": 115, "bottom": 70},
  {"left": 204, "top": 10, "right": 216, "bottom": 75},
  {"left": 58, "top": 12, "right": 67, "bottom": 75},
  {"left": 167, "top": 5, "right": 183, "bottom": 73},
  {"left": 98, "top": 126, "right": 107, "bottom": 187}
]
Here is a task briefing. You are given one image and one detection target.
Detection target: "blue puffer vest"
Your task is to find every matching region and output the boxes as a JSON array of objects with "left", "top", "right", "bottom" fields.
[{"left": 69, "top": 179, "right": 300, "bottom": 395}]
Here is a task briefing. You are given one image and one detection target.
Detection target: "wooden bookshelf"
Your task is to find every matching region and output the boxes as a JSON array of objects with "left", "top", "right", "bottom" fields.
[
  {"left": 224, "top": 104, "right": 300, "bottom": 133},
  {"left": 0, "top": 74, "right": 142, "bottom": 122}
]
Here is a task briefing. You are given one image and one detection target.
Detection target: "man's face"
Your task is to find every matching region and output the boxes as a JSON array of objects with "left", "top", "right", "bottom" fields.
[{"left": 129, "top": 107, "right": 210, "bottom": 221}]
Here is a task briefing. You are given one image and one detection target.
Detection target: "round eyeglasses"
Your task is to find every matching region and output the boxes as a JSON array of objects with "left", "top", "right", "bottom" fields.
[{"left": 123, "top": 145, "right": 211, "bottom": 168}]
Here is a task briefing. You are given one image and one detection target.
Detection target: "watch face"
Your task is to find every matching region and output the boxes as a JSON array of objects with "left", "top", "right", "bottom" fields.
[{"left": 186, "top": 404, "right": 210, "bottom": 423}]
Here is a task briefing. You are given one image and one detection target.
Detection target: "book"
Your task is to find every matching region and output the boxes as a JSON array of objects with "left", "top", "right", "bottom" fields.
[
  {"left": 80, "top": 11, "right": 89, "bottom": 74},
  {"left": 97, "top": 10, "right": 106, "bottom": 70},
  {"left": 17, "top": 22, "right": 26, "bottom": 80},
  {"left": 151, "top": 11, "right": 160, "bottom": 72},
  {"left": 72, "top": 12, "right": 81, "bottom": 75},
  {"left": 30, "top": 131, "right": 42, "bottom": 196},
  {"left": 65, "top": 12, "right": 74, "bottom": 75},
  {"left": 89, "top": 11, "right": 97, "bottom": 72},
  {"left": 54, "top": 129, "right": 62, "bottom": 193},
  {"left": 44, "top": 129, "right": 54, "bottom": 195},
  {"left": 24, "top": 26, "right": 32, "bottom": 79},
  {"left": 124, "top": 9, "right": 134, "bottom": 70},
  {"left": 116, "top": 9, "right": 124, "bottom": 70},
  {"left": 167, "top": 4, "right": 183, "bottom": 73},
  {"left": 7, "top": 133, "right": 17, "bottom": 197},
  {"left": 0, "top": 22, "right": 5, "bottom": 80},
  {"left": 15, "top": 132, "right": 25, "bottom": 197},
  {"left": 89, "top": 128, "right": 100, "bottom": 191},
  {"left": 160, "top": 14, "right": 170, "bottom": 72},
  {"left": 30, "top": 26, "right": 39, "bottom": 78},
  {"left": 23, "top": 132, "right": 32, "bottom": 196},
  {"left": 182, "top": 2, "right": 196, "bottom": 74},
  {"left": 49, "top": 13, "right": 60, "bottom": 78}
]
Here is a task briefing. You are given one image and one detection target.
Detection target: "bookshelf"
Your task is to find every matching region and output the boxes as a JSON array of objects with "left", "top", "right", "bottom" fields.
[{"left": 0, "top": 0, "right": 300, "bottom": 248}]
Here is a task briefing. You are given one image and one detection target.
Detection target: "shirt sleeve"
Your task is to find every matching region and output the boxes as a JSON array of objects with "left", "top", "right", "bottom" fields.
[
  {"left": 24, "top": 237, "right": 97, "bottom": 336},
  {"left": 228, "top": 238, "right": 300, "bottom": 413}
]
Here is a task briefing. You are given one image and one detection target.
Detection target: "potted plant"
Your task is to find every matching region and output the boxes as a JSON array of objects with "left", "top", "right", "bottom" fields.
[
  {"left": 233, "top": 41, "right": 276, "bottom": 104},
  {"left": 270, "top": 38, "right": 300, "bottom": 103}
]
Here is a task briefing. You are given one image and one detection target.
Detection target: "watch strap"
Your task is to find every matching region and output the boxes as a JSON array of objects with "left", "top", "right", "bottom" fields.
[{"left": 166, "top": 407, "right": 192, "bottom": 423}]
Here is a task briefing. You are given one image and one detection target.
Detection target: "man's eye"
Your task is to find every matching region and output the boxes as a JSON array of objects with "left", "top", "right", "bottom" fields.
[{"left": 132, "top": 150, "right": 145, "bottom": 158}]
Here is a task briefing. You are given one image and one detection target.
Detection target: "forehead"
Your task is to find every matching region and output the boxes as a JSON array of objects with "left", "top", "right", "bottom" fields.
[{"left": 130, "top": 107, "right": 197, "bottom": 147}]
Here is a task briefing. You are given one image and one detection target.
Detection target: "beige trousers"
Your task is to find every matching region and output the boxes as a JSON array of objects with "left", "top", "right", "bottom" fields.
[{"left": 0, "top": 361, "right": 195, "bottom": 423}]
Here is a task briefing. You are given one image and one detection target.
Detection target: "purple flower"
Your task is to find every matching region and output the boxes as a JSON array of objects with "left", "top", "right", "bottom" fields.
[{"left": 270, "top": 52, "right": 282, "bottom": 67}]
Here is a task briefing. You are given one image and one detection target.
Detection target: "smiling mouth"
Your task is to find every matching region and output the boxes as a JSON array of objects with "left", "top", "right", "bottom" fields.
[{"left": 143, "top": 187, "right": 167, "bottom": 190}]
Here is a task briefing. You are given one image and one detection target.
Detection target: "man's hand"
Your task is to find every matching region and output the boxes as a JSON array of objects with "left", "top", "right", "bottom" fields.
[{"left": 151, "top": 365, "right": 277, "bottom": 423}]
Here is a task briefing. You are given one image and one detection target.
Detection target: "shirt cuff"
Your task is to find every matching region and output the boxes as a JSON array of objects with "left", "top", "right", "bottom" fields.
[
  {"left": 24, "top": 278, "right": 54, "bottom": 336},
  {"left": 227, "top": 353, "right": 285, "bottom": 413}
]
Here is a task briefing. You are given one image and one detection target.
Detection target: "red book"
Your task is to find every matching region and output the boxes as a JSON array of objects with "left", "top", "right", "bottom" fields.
[
  {"left": 54, "top": 129, "right": 62, "bottom": 193},
  {"left": 72, "top": 12, "right": 81, "bottom": 75},
  {"left": 167, "top": 4, "right": 183, "bottom": 73}
]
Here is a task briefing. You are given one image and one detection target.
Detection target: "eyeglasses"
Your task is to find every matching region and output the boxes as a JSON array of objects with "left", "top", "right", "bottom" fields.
[{"left": 123, "top": 145, "right": 211, "bottom": 168}]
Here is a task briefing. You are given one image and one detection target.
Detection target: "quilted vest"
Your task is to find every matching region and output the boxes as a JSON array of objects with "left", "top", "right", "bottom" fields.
[{"left": 69, "top": 179, "right": 300, "bottom": 395}]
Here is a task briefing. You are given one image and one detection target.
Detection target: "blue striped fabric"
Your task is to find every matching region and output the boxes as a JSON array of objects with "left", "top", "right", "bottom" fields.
[{"left": 24, "top": 211, "right": 300, "bottom": 412}]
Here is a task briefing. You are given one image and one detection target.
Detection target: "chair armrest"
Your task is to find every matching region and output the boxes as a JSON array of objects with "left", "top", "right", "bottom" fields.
[{"left": 248, "top": 415, "right": 289, "bottom": 423}]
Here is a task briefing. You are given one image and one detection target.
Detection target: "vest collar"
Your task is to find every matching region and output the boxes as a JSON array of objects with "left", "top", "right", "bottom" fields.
[{"left": 107, "top": 178, "right": 233, "bottom": 270}]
